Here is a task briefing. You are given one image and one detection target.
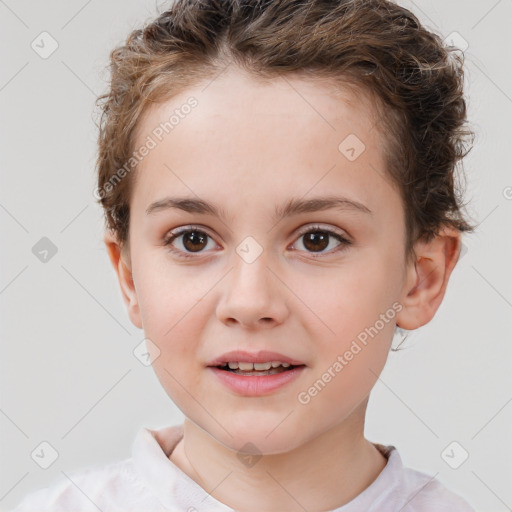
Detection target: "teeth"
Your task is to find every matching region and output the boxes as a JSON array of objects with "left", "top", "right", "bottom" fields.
[
  {"left": 253, "top": 362, "right": 272, "bottom": 371},
  {"left": 222, "top": 361, "right": 293, "bottom": 370}
]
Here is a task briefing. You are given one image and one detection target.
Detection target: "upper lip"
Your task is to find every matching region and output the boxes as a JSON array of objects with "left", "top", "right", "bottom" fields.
[{"left": 207, "top": 350, "right": 306, "bottom": 367}]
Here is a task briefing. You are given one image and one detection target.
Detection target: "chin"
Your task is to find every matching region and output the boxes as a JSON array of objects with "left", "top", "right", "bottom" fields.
[{"left": 210, "top": 421, "right": 306, "bottom": 456}]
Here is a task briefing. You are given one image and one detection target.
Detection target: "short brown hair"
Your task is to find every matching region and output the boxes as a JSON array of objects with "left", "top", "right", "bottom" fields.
[{"left": 94, "top": 0, "right": 476, "bottom": 264}]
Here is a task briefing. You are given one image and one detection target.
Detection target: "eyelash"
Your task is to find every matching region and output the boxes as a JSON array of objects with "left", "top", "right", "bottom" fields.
[{"left": 162, "top": 224, "right": 352, "bottom": 260}]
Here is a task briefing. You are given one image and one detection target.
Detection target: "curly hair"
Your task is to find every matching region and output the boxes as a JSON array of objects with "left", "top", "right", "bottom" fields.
[{"left": 94, "top": 0, "right": 476, "bottom": 265}]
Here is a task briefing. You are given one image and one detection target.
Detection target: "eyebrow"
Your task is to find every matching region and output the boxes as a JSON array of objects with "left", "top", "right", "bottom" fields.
[{"left": 145, "top": 195, "right": 373, "bottom": 221}]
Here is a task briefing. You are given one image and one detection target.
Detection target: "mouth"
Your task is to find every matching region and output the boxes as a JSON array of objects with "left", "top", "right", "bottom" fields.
[{"left": 212, "top": 361, "right": 306, "bottom": 376}]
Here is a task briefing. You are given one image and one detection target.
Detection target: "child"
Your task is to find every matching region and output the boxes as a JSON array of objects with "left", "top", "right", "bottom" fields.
[{"left": 12, "top": 0, "right": 477, "bottom": 510}]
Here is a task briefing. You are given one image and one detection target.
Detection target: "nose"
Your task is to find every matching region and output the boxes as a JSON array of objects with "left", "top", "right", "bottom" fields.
[{"left": 216, "top": 252, "right": 289, "bottom": 330}]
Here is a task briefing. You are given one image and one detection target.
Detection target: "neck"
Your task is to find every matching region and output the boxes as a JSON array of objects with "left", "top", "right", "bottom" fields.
[{"left": 169, "top": 406, "right": 387, "bottom": 512}]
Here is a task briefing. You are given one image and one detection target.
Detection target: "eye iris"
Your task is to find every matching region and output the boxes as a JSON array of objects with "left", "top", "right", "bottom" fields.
[
  {"left": 183, "top": 231, "right": 208, "bottom": 252},
  {"left": 303, "top": 231, "right": 329, "bottom": 252}
]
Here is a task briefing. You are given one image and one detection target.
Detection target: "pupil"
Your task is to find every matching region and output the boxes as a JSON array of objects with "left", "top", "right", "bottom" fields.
[
  {"left": 183, "top": 231, "right": 207, "bottom": 252},
  {"left": 304, "top": 232, "right": 328, "bottom": 252}
]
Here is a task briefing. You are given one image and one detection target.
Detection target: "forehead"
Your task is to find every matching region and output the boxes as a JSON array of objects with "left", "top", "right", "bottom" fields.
[{"left": 131, "top": 68, "right": 395, "bottom": 220}]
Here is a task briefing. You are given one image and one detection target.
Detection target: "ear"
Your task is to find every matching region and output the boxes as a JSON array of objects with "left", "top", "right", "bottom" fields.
[
  {"left": 103, "top": 229, "right": 143, "bottom": 329},
  {"left": 396, "top": 225, "right": 462, "bottom": 330}
]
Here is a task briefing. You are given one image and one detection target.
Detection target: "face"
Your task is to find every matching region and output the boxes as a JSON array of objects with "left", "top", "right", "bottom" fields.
[{"left": 117, "top": 68, "right": 414, "bottom": 454}]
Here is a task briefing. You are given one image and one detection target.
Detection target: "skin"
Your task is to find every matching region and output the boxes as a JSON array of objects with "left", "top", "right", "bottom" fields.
[{"left": 104, "top": 67, "right": 461, "bottom": 512}]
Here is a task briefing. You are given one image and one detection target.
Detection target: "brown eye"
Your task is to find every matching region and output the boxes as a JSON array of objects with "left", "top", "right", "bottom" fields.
[
  {"left": 302, "top": 232, "right": 330, "bottom": 252},
  {"left": 180, "top": 230, "right": 208, "bottom": 252},
  {"left": 163, "top": 227, "right": 217, "bottom": 259},
  {"left": 293, "top": 225, "right": 352, "bottom": 256}
]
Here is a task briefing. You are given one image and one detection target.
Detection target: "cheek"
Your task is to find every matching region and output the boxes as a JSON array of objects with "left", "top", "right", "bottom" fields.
[
  {"left": 148, "top": 303, "right": 206, "bottom": 408},
  {"left": 302, "top": 260, "right": 398, "bottom": 335},
  {"left": 133, "top": 253, "right": 202, "bottom": 334},
  {"left": 132, "top": 276, "right": 204, "bottom": 383},
  {"left": 302, "top": 253, "right": 398, "bottom": 379}
]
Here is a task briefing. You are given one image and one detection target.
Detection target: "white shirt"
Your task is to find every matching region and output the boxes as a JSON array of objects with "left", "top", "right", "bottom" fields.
[{"left": 10, "top": 423, "right": 476, "bottom": 511}]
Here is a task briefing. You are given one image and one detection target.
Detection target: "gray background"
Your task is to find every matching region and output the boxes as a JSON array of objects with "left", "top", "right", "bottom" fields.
[{"left": 1, "top": 1, "right": 511, "bottom": 511}]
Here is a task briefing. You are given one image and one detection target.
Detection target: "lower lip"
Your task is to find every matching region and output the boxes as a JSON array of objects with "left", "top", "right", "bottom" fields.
[{"left": 208, "top": 366, "right": 306, "bottom": 396}]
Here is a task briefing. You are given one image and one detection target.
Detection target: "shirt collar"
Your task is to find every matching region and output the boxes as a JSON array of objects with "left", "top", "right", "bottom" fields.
[
  {"left": 132, "top": 424, "right": 400, "bottom": 512},
  {"left": 132, "top": 423, "right": 234, "bottom": 511}
]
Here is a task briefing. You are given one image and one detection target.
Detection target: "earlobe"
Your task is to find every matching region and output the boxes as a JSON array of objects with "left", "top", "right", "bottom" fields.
[
  {"left": 396, "top": 226, "right": 461, "bottom": 331},
  {"left": 103, "top": 230, "right": 143, "bottom": 329}
]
